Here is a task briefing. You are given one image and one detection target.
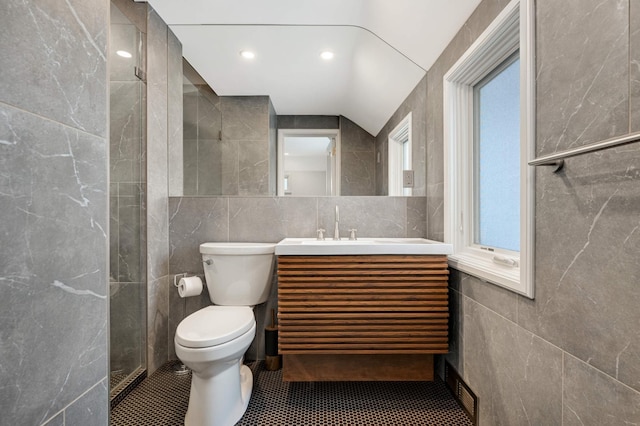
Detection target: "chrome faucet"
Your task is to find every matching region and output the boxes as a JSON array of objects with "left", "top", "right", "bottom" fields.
[{"left": 333, "top": 205, "right": 340, "bottom": 240}]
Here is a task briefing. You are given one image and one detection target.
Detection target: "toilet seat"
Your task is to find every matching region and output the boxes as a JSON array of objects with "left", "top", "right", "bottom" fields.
[{"left": 176, "top": 306, "right": 254, "bottom": 348}]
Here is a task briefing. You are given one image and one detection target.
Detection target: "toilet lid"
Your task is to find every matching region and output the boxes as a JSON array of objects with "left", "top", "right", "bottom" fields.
[{"left": 175, "top": 306, "right": 255, "bottom": 348}]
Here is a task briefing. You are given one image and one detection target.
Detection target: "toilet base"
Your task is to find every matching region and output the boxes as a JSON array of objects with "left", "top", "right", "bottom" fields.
[{"left": 185, "top": 362, "right": 253, "bottom": 426}]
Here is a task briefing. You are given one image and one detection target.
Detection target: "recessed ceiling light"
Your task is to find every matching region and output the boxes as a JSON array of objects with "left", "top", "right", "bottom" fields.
[
  {"left": 116, "top": 50, "right": 132, "bottom": 58},
  {"left": 320, "top": 51, "right": 334, "bottom": 60},
  {"left": 284, "top": 152, "right": 290, "bottom": 156},
  {"left": 240, "top": 50, "right": 255, "bottom": 59}
]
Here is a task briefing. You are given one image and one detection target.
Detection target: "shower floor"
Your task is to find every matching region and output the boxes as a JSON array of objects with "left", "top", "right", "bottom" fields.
[{"left": 110, "top": 360, "right": 472, "bottom": 425}]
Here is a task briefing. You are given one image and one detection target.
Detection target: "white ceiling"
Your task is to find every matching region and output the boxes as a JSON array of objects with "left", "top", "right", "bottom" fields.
[{"left": 137, "top": 0, "right": 482, "bottom": 135}]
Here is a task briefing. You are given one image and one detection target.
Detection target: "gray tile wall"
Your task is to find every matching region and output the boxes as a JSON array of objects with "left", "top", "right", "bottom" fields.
[
  {"left": 167, "top": 196, "right": 426, "bottom": 360},
  {"left": 375, "top": 75, "right": 428, "bottom": 197},
  {"left": 145, "top": 7, "right": 182, "bottom": 375},
  {"left": 277, "top": 115, "right": 340, "bottom": 129},
  {"left": 109, "top": 1, "right": 147, "bottom": 380},
  {"left": 220, "top": 96, "right": 274, "bottom": 196},
  {"left": 432, "top": 0, "right": 640, "bottom": 424},
  {"left": 0, "top": 0, "right": 109, "bottom": 425},
  {"left": 340, "top": 116, "right": 376, "bottom": 195},
  {"left": 182, "top": 80, "right": 223, "bottom": 196}
]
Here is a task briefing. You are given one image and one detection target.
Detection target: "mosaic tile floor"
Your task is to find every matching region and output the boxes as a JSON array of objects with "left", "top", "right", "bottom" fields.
[{"left": 111, "top": 360, "right": 472, "bottom": 425}]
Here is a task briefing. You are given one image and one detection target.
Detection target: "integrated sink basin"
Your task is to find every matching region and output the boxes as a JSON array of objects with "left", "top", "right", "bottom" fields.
[{"left": 275, "top": 237, "right": 453, "bottom": 256}]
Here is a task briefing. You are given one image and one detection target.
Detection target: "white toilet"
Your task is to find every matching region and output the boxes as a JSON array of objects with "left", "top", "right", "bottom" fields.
[{"left": 175, "top": 242, "right": 276, "bottom": 426}]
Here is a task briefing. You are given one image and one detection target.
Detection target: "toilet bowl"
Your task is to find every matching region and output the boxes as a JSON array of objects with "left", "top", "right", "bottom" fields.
[{"left": 174, "top": 242, "right": 275, "bottom": 426}]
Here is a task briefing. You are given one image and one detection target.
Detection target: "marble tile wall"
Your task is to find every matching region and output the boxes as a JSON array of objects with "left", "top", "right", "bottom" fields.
[
  {"left": 340, "top": 116, "right": 376, "bottom": 195},
  {"left": 145, "top": 7, "right": 182, "bottom": 375},
  {"left": 375, "top": 75, "right": 428, "bottom": 197},
  {"left": 0, "top": 0, "right": 109, "bottom": 425},
  {"left": 167, "top": 30, "right": 184, "bottom": 197},
  {"left": 277, "top": 115, "right": 340, "bottom": 129},
  {"left": 220, "top": 96, "right": 274, "bottom": 196},
  {"left": 431, "top": 0, "right": 640, "bottom": 424},
  {"left": 632, "top": 0, "right": 640, "bottom": 133},
  {"left": 167, "top": 196, "right": 426, "bottom": 360},
  {"left": 182, "top": 80, "right": 223, "bottom": 196}
]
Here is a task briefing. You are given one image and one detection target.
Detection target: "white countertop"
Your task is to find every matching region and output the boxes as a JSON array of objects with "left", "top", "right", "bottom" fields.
[{"left": 275, "top": 237, "right": 453, "bottom": 256}]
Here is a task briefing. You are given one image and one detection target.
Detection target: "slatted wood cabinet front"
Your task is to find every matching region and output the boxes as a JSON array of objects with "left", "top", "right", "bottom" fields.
[{"left": 277, "top": 255, "right": 449, "bottom": 381}]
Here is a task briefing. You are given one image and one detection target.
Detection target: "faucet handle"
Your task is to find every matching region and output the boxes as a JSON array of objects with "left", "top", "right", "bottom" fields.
[
  {"left": 348, "top": 228, "right": 358, "bottom": 240},
  {"left": 316, "top": 228, "right": 326, "bottom": 241}
]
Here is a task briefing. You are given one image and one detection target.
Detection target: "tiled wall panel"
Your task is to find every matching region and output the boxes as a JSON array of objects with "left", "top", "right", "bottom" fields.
[
  {"left": 0, "top": 0, "right": 109, "bottom": 424},
  {"left": 437, "top": 0, "right": 640, "bottom": 423}
]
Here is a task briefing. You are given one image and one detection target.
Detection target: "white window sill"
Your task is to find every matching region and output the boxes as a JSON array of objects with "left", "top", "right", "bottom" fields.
[{"left": 447, "top": 252, "right": 522, "bottom": 294}]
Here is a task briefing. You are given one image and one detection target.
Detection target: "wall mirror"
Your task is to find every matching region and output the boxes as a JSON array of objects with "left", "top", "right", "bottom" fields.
[
  {"left": 173, "top": 60, "right": 426, "bottom": 198},
  {"left": 277, "top": 129, "right": 340, "bottom": 196}
]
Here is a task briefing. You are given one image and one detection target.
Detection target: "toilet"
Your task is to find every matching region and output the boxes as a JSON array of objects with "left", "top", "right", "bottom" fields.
[{"left": 175, "top": 242, "right": 276, "bottom": 426}]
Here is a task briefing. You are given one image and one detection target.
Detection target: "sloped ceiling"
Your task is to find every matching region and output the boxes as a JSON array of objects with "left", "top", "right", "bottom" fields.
[{"left": 137, "top": 0, "right": 482, "bottom": 135}]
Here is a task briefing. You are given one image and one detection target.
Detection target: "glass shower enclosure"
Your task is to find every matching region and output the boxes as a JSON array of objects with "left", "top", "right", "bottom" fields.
[{"left": 109, "top": 1, "right": 147, "bottom": 402}]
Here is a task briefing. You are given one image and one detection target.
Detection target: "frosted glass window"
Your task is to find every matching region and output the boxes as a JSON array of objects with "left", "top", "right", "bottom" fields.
[{"left": 474, "top": 55, "right": 520, "bottom": 252}]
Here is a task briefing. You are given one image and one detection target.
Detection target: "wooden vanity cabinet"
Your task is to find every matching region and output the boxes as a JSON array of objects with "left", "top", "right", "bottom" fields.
[{"left": 277, "top": 255, "right": 449, "bottom": 381}]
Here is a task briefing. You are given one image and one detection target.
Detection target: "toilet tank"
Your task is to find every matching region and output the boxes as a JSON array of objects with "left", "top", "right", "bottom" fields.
[{"left": 200, "top": 242, "right": 275, "bottom": 306}]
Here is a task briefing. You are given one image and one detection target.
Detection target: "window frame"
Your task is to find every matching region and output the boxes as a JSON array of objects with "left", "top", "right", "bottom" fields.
[
  {"left": 388, "top": 112, "right": 412, "bottom": 196},
  {"left": 443, "top": 0, "right": 535, "bottom": 298}
]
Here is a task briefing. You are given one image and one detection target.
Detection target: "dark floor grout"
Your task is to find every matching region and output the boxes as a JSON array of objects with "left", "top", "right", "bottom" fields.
[{"left": 111, "top": 360, "right": 472, "bottom": 426}]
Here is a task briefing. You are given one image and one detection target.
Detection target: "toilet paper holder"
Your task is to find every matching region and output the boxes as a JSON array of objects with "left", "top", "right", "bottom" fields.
[{"left": 173, "top": 272, "right": 188, "bottom": 288}]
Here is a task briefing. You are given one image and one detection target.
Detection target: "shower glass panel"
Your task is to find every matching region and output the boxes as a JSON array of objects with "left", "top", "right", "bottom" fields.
[{"left": 109, "top": 1, "right": 147, "bottom": 398}]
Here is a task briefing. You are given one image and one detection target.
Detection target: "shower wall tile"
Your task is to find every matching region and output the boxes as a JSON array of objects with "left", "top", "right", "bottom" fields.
[
  {"left": 111, "top": 0, "right": 147, "bottom": 33},
  {"left": 563, "top": 354, "right": 640, "bottom": 425},
  {"left": 109, "top": 15, "right": 139, "bottom": 83},
  {"left": 631, "top": 0, "right": 640, "bottom": 133},
  {"left": 0, "top": 104, "right": 108, "bottom": 425},
  {"left": 146, "top": 7, "right": 170, "bottom": 374},
  {"left": 146, "top": 7, "right": 169, "bottom": 283},
  {"left": 0, "top": 0, "right": 107, "bottom": 137},
  {"left": 167, "top": 30, "right": 183, "bottom": 197},
  {"left": 110, "top": 82, "right": 145, "bottom": 184},
  {"left": 110, "top": 281, "right": 144, "bottom": 373},
  {"left": 536, "top": 0, "right": 628, "bottom": 155},
  {"left": 462, "top": 296, "right": 563, "bottom": 426}
]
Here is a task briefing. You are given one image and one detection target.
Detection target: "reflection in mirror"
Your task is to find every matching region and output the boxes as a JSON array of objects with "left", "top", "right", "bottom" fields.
[{"left": 278, "top": 129, "right": 340, "bottom": 196}]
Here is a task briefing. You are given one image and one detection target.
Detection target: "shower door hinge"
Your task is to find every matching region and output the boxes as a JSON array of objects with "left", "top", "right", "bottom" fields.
[{"left": 134, "top": 66, "right": 146, "bottom": 81}]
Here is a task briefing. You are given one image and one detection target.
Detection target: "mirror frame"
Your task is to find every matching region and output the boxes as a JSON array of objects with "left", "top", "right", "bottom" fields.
[{"left": 277, "top": 128, "right": 341, "bottom": 196}]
